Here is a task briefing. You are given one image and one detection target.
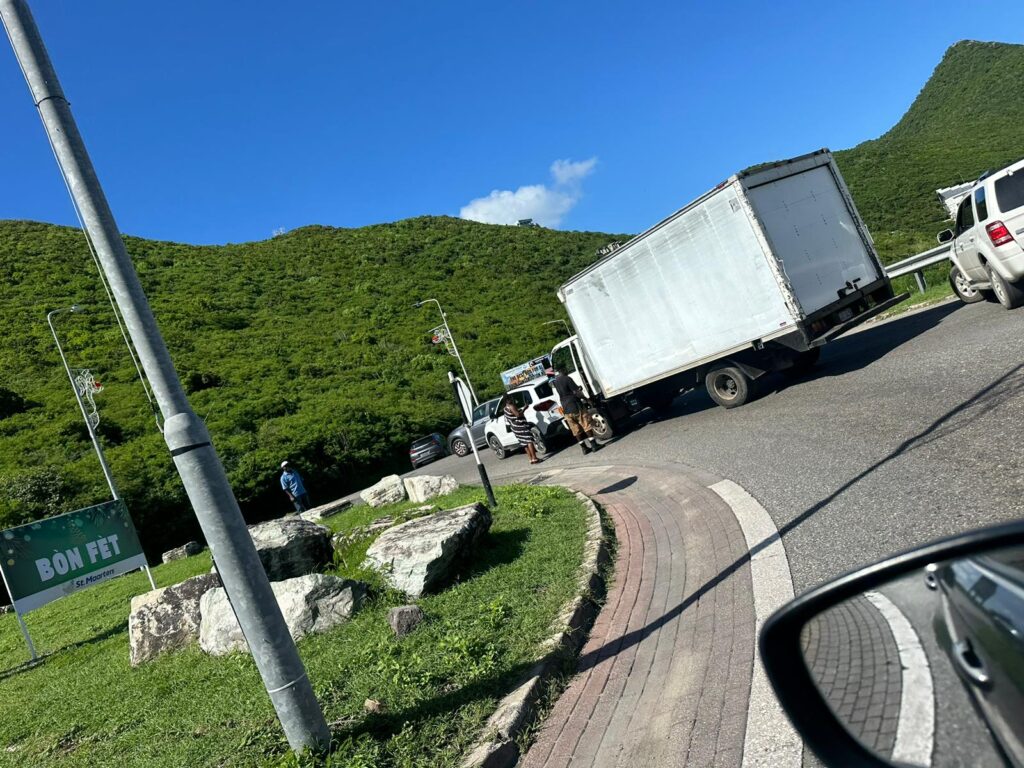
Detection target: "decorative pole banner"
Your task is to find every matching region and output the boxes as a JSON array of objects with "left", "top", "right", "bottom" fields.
[
  {"left": 430, "top": 325, "right": 449, "bottom": 344},
  {"left": 0, "top": 500, "right": 148, "bottom": 614}
]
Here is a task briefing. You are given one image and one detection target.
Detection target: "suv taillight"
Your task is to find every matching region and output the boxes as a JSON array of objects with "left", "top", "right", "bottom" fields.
[
  {"left": 986, "top": 221, "right": 1014, "bottom": 246},
  {"left": 534, "top": 400, "right": 556, "bottom": 412}
]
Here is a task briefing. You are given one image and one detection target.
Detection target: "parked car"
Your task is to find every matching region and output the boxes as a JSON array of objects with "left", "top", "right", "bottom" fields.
[
  {"left": 408, "top": 433, "right": 447, "bottom": 468},
  {"left": 929, "top": 550, "right": 1024, "bottom": 767},
  {"left": 447, "top": 397, "right": 501, "bottom": 457},
  {"left": 484, "top": 379, "right": 568, "bottom": 460},
  {"left": 941, "top": 157, "right": 1024, "bottom": 309}
]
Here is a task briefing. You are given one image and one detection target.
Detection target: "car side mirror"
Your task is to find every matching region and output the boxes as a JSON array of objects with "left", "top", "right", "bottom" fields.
[
  {"left": 937, "top": 229, "right": 954, "bottom": 244},
  {"left": 760, "top": 519, "right": 1024, "bottom": 767}
]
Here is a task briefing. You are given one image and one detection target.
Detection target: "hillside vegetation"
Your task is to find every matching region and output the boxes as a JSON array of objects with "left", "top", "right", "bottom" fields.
[
  {"left": 0, "top": 218, "right": 623, "bottom": 553},
  {"left": 2, "top": 40, "right": 1023, "bottom": 555},
  {"left": 837, "top": 40, "right": 1024, "bottom": 260}
]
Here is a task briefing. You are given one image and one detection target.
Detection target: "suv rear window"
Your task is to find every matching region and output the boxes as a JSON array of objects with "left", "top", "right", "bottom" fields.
[
  {"left": 411, "top": 437, "right": 437, "bottom": 449},
  {"left": 533, "top": 382, "right": 553, "bottom": 398},
  {"left": 995, "top": 172, "right": 1024, "bottom": 213}
]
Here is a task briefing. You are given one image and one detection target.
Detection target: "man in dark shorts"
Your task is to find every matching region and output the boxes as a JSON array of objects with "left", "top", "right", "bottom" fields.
[{"left": 552, "top": 368, "right": 599, "bottom": 455}]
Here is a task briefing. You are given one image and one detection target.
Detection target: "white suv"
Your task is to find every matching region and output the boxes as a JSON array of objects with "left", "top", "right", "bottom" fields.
[
  {"left": 941, "top": 157, "right": 1024, "bottom": 309},
  {"left": 484, "top": 379, "right": 566, "bottom": 459}
]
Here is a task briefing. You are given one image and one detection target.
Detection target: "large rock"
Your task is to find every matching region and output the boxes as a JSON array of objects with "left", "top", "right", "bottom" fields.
[
  {"left": 198, "top": 574, "right": 367, "bottom": 656},
  {"left": 161, "top": 540, "right": 203, "bottom": 563},
  {"left": 299, "top": 498, "right": 353, "bottom": 523},
  {"left": 364, "top": 503, "right": 492, "bottom": 597},
  {"left": 128, "top": 573, "right": 221, "bottom": 666},
  {"left": 403, "top": 474, "right": 459, "bottom": 503},
  {"left": 360, "top": 474, "right": 407, "bottom": 507},
  {"left": 246, "top": 518, "right": 332, "bottom": 580}
]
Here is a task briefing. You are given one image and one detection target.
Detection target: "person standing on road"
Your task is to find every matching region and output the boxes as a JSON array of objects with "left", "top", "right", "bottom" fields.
[
  {"left": 503, "top": 396, "right": 541, "bottom": 464},
  {"left": 280, "top": 460, "right": 312, "bottom": 512},
  {"left": 552, "top": 368, "right": 599, "bottom": 455}
]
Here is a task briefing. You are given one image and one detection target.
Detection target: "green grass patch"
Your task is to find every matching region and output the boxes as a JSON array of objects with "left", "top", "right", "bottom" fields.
[{"left": 0, "top": 485, "right": 588, "bottom": 768}]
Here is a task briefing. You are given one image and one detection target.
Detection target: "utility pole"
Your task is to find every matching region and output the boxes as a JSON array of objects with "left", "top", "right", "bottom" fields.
[
  {"left": 48, "top": 304, "right": 157, "bottom": 591},
  {"left": 1, "top": 1, "right": 329, "bottom": 753},
  {"left": 415, "top": 298, "right": 479, "bottom": 406}
]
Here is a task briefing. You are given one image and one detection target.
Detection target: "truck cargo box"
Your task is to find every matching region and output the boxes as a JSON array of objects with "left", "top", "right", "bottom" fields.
[{"left": 558, "top": 150, "right": 896, "bottom": 398}]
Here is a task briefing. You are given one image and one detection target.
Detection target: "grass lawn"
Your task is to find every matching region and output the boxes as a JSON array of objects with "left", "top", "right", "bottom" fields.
[{"left": 0, "top": 484, "right": 588, "bottom": 767}]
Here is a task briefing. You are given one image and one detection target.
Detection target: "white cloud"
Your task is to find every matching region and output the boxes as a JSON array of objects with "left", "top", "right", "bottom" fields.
[
  {"left": 550, "top": 157, "right": 597, "bottom": 186},
  {"left": 459, "top": 156, "right": 598, "bottom": 228}
]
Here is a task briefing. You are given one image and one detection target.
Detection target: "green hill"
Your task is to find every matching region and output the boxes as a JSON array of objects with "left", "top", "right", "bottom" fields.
[
  {"left": 0, "top": 218, "right": 625, "bottom": 553},
  {"left": 2, "top": 39, "right": 1023, "bottom": 556},
  {"left": 836, "top": 39, "right": 1024, "bottom": 260}
]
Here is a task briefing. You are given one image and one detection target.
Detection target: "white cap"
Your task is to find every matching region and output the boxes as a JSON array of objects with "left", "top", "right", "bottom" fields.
[{"left": 281, "top": 460, "right": 289, "bottom": 468}]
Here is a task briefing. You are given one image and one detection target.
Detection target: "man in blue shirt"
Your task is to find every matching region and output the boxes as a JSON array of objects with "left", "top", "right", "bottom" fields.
[{"left": 280, "top": 461, "right": 311, "bottom": 512}]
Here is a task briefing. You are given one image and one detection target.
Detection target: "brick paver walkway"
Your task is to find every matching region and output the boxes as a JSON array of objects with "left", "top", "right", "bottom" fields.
[{"left": 521, "top": 464, "right": 757, "bottom": 768}]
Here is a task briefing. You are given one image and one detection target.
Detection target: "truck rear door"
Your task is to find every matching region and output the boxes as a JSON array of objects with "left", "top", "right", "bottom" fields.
[{"left": 746, "top": 164, "right": 882, "bottom": 315}]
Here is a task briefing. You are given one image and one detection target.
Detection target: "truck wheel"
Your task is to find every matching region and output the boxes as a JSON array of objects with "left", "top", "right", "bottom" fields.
[
  {"left": 530, "top": 427, "right": 549, "bottom": 458},
  {"left": 949, "top": 265, "right": 984, "bottom": 304},
  {"left": 487, "top": 435, "right": 507, "bottom": 459},
  {"left": 705, "top": 365, "right": 751, "bottom": 409},
  {"left": 589, "top": 410, "right": 614, "bottom": 441},
  {"left": 450, "top": 438, "right": 470, "bottom": 457},
  {"left": 987, "top": 266, "right": 1024, "bottom": 309},
  {"left": 784, "top": 348, "right": 821, "bottom": 378}
]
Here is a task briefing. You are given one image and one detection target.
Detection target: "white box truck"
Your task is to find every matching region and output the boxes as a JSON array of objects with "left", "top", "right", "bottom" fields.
[{"left": 549, "top": 149, "right": 906, "bottom": 438}]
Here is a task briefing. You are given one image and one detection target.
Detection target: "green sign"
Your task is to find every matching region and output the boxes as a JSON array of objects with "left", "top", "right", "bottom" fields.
[{"left": 0, "top": 500, "right": 148, "bottom": 613}]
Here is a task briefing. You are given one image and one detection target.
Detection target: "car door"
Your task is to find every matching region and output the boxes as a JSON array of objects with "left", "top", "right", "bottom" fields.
[
  {"left": 954, "top": 195, "right": 984, "bottom": 280},
  {"left": 469, "top": 401, "right": 493, "bottom": 446},
  {"left": 939, "top": 554, "right": 1024, "bottom": 766}
]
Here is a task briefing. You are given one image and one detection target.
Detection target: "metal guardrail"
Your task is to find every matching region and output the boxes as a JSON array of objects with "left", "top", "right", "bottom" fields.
[{"left": 884, "top": 243, "right": 952, "bottom": 292}]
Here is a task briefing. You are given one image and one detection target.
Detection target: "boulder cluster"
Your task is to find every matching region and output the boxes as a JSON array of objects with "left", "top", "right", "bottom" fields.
[{"left": 128, "top": 474, "right": 487, "bottom": 665}]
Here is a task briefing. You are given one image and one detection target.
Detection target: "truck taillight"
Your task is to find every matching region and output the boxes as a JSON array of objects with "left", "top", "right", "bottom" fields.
[
  {"left": 986, "top": 221, "right": 1014, "bottom": 246},
  {"left": 534, "top": 400, "right": 556, "bottom": 412}
]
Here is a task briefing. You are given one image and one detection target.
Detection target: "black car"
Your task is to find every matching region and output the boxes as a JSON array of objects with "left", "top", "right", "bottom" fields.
[{"left": 409, "top": 433, "right": 447, "bottom": 469}]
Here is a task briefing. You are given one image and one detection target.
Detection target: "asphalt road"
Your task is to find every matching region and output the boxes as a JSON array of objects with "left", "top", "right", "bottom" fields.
[{"left": 414, "top": 298, "right": 1024, "bottom": 593}]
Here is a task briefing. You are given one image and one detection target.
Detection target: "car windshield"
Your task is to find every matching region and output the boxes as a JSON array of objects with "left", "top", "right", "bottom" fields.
[{"left": 994, "top": 171, "right": 1024, "bottom": 213}]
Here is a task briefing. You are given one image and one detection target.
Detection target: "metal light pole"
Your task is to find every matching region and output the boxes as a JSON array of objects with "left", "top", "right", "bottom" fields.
[
  {"left": 47, "top": 304, "right": 156, "bottom": 590},
  {"left": 2, "top": 1, "right": 329, "bottom": 753},
  {"left": 449, "top": 372, "right": 496, "bottom": 508},
  {"left": 415, "top": 298, "right": 479, "bottom": 406}
]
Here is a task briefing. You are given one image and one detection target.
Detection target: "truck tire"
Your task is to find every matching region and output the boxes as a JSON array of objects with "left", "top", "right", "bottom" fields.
[
  {"left": 705, "top": 365, "right": 751, "bottom": 409},
  {"left": 987, "top": 266, "right": 1024, "bottom": 310},
  {"left": 784, "top": 348, "right": 821, "bottom": 378},
  {"left": 589, "top": 409, "right": 614, "bottom": 441},
  {"left": 450, "top": 437, "right": 470, "bottom": 457},
  {"left": 949, "top": 265, "right": 984, "bottom": 304},
  {"left": 530, "top": 427, "right": 549, "bottom": 458},
  {"left": 487, "top": 435, "right": 507, "bottom": 459}
]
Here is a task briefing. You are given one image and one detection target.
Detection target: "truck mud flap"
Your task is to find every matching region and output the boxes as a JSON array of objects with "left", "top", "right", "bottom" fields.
[{"left": 816, "top": 292, "right": 910, "bottom": 342}]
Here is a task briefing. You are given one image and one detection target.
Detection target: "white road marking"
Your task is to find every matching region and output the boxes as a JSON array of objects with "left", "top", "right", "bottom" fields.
[
  {"left": 710, "top": 479, "right": 802, "bottom": 768},
  {"left": 864, "top": 590, "right": 935, "bottom": 767}
]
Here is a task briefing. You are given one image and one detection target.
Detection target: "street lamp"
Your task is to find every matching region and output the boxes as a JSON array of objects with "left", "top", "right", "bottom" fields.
[
  {"left": 414, "top": 298, "right": 479, "bottom": 406},
  {"left": 542, "top": 319, "right": 573, "bottom": 337},
  {"left": 47, "top": 304, "right": 156, "bottom": 590}
]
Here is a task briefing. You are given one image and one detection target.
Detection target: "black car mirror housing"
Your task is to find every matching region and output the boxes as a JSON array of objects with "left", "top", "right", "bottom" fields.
[{"left": 760, "top": 518, "right": 1024, "bottom": 767}]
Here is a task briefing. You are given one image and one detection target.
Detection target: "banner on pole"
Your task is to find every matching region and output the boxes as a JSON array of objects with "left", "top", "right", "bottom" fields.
[
  {"left": 430, "top": 325, "right": 449, "bottom": 345},
  {"left": 0, "top": 500, "right": 148, "bottom": 614}
]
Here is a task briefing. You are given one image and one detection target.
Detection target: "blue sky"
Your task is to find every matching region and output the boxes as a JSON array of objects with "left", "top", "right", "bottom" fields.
[{"left": 1, "top": 1, "right": 1022, "bottom": 245}]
